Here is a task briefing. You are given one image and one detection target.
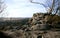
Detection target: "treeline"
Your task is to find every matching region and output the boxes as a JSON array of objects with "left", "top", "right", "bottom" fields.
[{"left": 0, "top": 18, "right": 30, "bottom": 30}]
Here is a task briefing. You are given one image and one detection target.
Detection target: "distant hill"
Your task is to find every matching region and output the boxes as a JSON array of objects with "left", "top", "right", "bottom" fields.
[
  {"left": 0, "top": 17, "right": 30, "bottom": 21},
  {"left": 0, "top": 17, "right": 30, "bottom": 30}
]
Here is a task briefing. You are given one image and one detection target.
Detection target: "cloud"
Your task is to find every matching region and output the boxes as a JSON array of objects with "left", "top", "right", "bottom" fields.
[
  {"left": 4, "top": 0, "right": 46, "bottom": 17},
  {"left": 6, "top": 5, "right": 46, "bottom": 17},
  {"left": 12, "top": 0, "right": 29, "bottom": 3}
]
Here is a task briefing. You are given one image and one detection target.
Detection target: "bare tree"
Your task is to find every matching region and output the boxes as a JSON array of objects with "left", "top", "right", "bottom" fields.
[
  {"left": 0, "top": 0, "right": 6, "bottom": 13},
  {"left": 55, "top": 0, "right": 60, "bottom": 15},
  {"left": 30, "top": 0, "right": 60, "bottom": 15}
]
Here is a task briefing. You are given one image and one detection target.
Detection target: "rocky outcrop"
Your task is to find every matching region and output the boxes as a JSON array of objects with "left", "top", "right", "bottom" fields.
[
  {"left": 29, "top": 13, "right": 60, "bottom": 30},
  {"left": 0, "top": 13, "right": 60, "bottom": 38}
]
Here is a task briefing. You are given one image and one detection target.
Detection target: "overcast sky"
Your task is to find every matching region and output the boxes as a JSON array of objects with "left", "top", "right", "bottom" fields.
[{"left": 1, "top": 0, "right": 48, "bottom": 17}]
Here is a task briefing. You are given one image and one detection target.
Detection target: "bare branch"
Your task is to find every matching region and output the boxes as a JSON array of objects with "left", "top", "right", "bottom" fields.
[
  {"left": 0, "top": 0, "right": 5, "bottom": 13},
  {"left": 30, "top": 0, "right": 47, "bottom": 8},
  {"left": 47, "top": 0, "right": 55, "bottom": 14},
  {"left": 30, "top": 0, "right": 60, "bottom": 15},
  {"left": 29, "top": 0, "right": 54, "bottom": 14}
]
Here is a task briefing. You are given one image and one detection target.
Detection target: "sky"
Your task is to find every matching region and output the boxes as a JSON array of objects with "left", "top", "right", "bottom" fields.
[{"left": 1, "top": 0, "right": 48, "bottom": 17}]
